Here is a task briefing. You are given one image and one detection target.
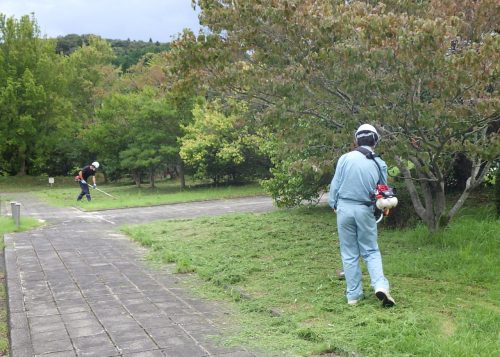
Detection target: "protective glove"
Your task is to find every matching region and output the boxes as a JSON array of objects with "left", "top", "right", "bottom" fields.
[
  {"left": 93, "top": 184, "right": 97, "bottom": 189},
  {"left": 80, "top": 179, "right": 87, "bottom": 185}
]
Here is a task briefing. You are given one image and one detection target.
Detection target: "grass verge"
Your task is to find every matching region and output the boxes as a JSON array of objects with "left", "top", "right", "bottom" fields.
[
  {"left": 123, "top": 204, "right": 499, "bottom": 356},
  {"left": 0, "top": 216, "right": 43, "bottom": 356},
  {"left": 33, "top": 180, "right": 266, "bottom": 211}
]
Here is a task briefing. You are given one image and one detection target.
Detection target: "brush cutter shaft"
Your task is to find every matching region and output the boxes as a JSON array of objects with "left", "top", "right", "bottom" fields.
[{"left": 93, "top": 187, "right": 117, "bottom": 198}]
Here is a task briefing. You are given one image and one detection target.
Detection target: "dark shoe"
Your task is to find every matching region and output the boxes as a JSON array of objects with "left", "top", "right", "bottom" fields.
[{"left": 375, "top": 288, "right": 395, "bottom": 307}]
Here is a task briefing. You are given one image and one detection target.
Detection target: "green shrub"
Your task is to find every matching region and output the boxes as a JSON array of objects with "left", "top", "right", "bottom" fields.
[{"left": 262, "top": 162, "right": 329, "bottom": 207}]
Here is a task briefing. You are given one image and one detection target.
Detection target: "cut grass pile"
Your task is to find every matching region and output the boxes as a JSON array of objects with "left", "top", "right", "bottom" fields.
[{"left": 123, "top": 204, "right": 499, "bottom": 356}]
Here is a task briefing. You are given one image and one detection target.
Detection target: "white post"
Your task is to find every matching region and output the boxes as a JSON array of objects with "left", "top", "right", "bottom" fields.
[
  {"left": 14, "top": 203, "right": 21, "bottom": 228},
  {"left": 10, "top": 202, "right": 16, "bottom": 221}
]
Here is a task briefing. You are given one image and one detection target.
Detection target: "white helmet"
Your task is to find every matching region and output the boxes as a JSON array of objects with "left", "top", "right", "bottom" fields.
[
  {"left": 91, "top": 161, "right": 100, "bottom": 169},
  {"left": 355, "top": 124, "right": 379, "bottom": 144}
]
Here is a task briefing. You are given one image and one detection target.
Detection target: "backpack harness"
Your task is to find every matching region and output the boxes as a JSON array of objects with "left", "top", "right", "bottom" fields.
[{"left": 355, "top": 147, "right": 398, "bottom": 222}]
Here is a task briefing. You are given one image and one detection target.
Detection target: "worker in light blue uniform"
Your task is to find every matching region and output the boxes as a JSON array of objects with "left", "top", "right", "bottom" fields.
[{"left": 329, "top": 124, "right": 395, "bottom": 307}]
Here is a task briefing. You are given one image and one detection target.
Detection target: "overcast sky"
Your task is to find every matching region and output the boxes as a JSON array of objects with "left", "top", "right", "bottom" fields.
[{"left": 0, "top": 0, "right": 202, "bottom": 42}]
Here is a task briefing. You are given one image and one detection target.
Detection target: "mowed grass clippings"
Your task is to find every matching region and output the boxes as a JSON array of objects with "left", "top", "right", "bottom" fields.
[{"left": 123, "top": 204, "right": 499, "bottom": 356}]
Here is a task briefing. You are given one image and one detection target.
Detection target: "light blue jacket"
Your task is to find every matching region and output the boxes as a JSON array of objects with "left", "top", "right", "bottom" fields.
[{"left": 328, "top": 146, "right": 388, "bottom": 209}]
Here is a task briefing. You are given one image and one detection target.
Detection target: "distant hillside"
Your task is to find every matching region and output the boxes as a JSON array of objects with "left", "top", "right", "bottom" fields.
[{"left": 55, "top": 34, "right": 170, "bottom": 71}]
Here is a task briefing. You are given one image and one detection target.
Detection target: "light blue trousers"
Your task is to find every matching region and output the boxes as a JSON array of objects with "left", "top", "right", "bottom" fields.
[{"left": 336, "top": 201, "right": 389, "bottom": 301}]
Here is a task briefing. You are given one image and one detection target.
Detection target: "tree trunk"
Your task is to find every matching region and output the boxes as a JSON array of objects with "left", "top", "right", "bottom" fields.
[
  {"left": 16, "top": 147, "right": 27, "bottom": 176},
  {"left": 150, "top": 168, "right": 155, "bottom": 188},
  {"left": 396, "top": 156, "right": 444, "bottom": 233},
  {"left": 133, "top": 171, "right": 141, "bottom": 188},
  {"left": 177, "top": 163, "right": 185, "bottom": 190},
  {"left": 446, "top": 160, "right": 491, "bottom": 222},
  {"left": 397, "top": 156, "right": 492, "bottom": 233}
]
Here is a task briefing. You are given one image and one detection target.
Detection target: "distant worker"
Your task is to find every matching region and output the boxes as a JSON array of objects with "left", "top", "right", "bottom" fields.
[
  {"left": 328, "top": 124, "right": 395, "bottom": 307},
  {"left": 76, "top": 161, "right": 99, "bottom": 202}
]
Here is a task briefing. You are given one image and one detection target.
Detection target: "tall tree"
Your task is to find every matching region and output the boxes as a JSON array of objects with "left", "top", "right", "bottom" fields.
[
  {"left": 184, "top": 0, "right": 499, "bottom": 232},
  {"left": 180, "top": 99, "right": 268, "bottom": 184},
  {"left": 89, "top": 87, "right": 180, "bottom": 188},
  {"left": 0, "top": 14, "right": 72, "bottom": 175}
]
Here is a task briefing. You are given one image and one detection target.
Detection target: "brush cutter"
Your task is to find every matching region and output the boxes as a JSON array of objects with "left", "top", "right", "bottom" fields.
[
  {"left": 92, "top": 186, "right": 117, "bottom": 199},
  {"left": 75, "top": 175, "right": 117, "bottom": 199}
]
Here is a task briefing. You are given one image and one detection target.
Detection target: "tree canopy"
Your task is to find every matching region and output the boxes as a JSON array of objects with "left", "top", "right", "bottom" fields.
[
  {"left": 181, "top": 0, "right": 499, "bottom": 231},
  {"left": 1, "top": 3, "right": 498, "bottom": 232},
  {"left": 55, "top": 34, "right": 171, "bottom": 71}
]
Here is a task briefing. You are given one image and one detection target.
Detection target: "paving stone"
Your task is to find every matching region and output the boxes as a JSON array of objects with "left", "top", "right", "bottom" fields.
[
  {"left": 32, "top": 337, "right": 73, "bottom": 356},
  {"left": 9, "top": 328, "right": 31, "bottom": 348},
  {"left": 9, "top": 312, "right": 29, "bottom": 330},
  {"left": 153, "top": 333, "right": 200, "bottom": 350},
  {"left": 104, "top": 321, "right": 144, "bottom": 334},
  {"left": 212, "top": 352, "right": 256, "bottom": 357},
  {"left": 66, "top": 318, "right": 102, "bottom": 329},
  {"left": 4, "top": 194, "right": 269, "bottom": 357},
  {"left": 11, "top": 345, "right": 34, "bottom": 357},
  {"left": 53, "top": 290, "right": 85, "bottom": 301},
  {"left": 77, "top": 347, "right": 121, "bottom": 357},
  {"left": 127, "top": 303, "right": 161, "bottom": 315},
  {"left": 43, "top": 350, "right": 78, "bottom": 356},
  {"left": 31, "top": 327, "right": 70, "bottom": 344},
  {"left": 57, "top": 303, "right": 91, "bottom": 314},
  {"left": 22, "top": 280, "right": 48, "bottom": 290},
  {"left": 8, "top": 297, "right": 25, "bottom": 312},
  {"left": 67, "top": 323, "right": 105, "bottom": 338},
  {"left": 24, "top": 294, "right": 56, "bottom": 307},
  {"left": 159, "top": 334, "right": 209, "bottom": 357},
  {"left": 108, "top": 328, "right": 151, "bottom": 342},
  {"left": 122, "top": 350, "right": 165, "bottom": 357},
  {"left": 98, "top": 313, "right": 136, "bottom": 324},
  {"left": 62, "top": 311, "right": 95, "bottom": 322},
  {"left": 72, "top": 332, "right": 119, "bottom": 356},
  {"left": 182, "top": 322, "right": 219, "bottom": 335},
  {"left": 147, "top": 326, "right": 186, "bottom": 343},
  {"left": 135, "top": 315, "right": 172, "bottom": 329},
  {"left": 80, "top": 287, "right": 111, "bottom": 297},
  {"left": 85, "top": 294, "right": 118, "bottom": 303},
  {"left": 51, "top": 284, "right": 80, "bottom": 294},
  {"left": 110, "top": 286, "right": 141, "bottom": 295},
  {"left": 92, "top": 307, "right": 129, "bottom": 320},
  {"left": 26, "top": 305, "right": 60, "bottom": 317},
  {"left": 30, "top": 320, "right": 66, "bottom": 334},
  {"left": 115, "top": 337, "right": 159, "bottom": 354},
  {"left": 29, "top": 314, "right": 63, "bottom": 326}
]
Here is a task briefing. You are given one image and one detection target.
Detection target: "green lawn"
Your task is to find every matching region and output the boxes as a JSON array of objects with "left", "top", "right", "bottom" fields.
[
  {"left": 0, "top": 176, "right": 267, "bottom": 211},
  {"left": 123, "top": 204, "right": 499, "bottom": 356},
  {"left": 0, "top": 216, "right": 43, "bottom": 355}
]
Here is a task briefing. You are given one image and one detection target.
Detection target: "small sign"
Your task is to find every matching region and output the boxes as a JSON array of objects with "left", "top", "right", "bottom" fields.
[{"left": 48, "top": 177, "right": 55, "bottom": 184}]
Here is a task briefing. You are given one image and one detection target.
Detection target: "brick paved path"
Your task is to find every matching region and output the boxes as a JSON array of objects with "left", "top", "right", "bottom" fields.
[{"left": 3, "top": 195, "right": 274, "bottom": 357}]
